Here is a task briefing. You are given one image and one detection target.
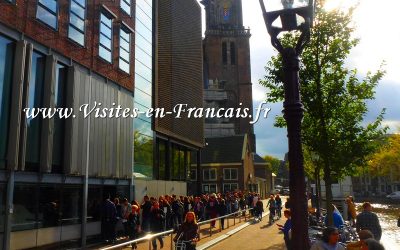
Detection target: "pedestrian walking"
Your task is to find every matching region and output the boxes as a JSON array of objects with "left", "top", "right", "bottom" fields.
[
  {"left": 150, "top": 202, "right": 165, "bottom": 250},
  {"left": 255, "top": 199, "right": 264, "bottom": 221},
  {"left": 275, "top": 194, "right": 282, "bottom": 219},
  {"left": 277, "top": 210, "right": 292, "bottom": 250},
  {"left": 356, "top": 202, "right": 382, "bottom": 241}
]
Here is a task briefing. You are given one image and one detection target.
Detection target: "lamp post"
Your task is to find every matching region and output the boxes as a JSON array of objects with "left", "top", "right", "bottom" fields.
[{"left": 259, "top": 1, "right": 314, "bottom": 249}]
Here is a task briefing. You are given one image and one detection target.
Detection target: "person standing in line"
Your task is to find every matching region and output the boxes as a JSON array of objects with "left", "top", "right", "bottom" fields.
[
  {"left": 101, "top": 194, "right": 117, "bottom": 243},
  {"left": 267, "top": 195, "right": 276, "bottom": 224},
  {"left": 277, "top": 210, "right": 292, "bottom": 250},
  {"left": 218, "top": 198, "right": 228, "bottom": 229},
  {"left": 122, "top": 198, "right": 132, "bottom": 237},
  {"left": 141, "top": 195, "right": 152, "bottom": 232},
  {"left": 206, "top": 193, "right": 219, "bottom": 228},
  {"left": 356, "top": 202, "right": 382, "bottom": 241},
  {"left": 127, "top": 205, "right": 141, "bottom": 249},
  {"left": 149, "top": 202, "right": 165, "bottom": 250}
]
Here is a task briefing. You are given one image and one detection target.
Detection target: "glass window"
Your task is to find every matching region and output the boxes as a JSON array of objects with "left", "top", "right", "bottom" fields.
[
  {"left": 230, "top": 42, "right": 236, "bottom": 65},
  {"left": 119, "top": 27, "right": 131, "bottom": 74},
  {"left": 135, "top": 60, "right": 152, "bottom": 82},
  {"left": 37, "top": 0, "right": 58, "bottom": 29},
  {"left": 52, "top": 64, "right": 67, "bottom": 173},
  {"left": 134, "top": 132, "right": 153, "bottom": 178},
  {"left": 135, "top": 32, "right": 152, "bottom": 56},
  {"left": 38, "top": 184, "right": 60, "bottom": 228},
  {"left": 0, "top": 184, "right": 6, "bottom": 233},
  {"left": 190, "top": 169, "right": 197, "bottom": 181},
  {"left": 0, "top": 36, "right": 14, "bottom": 169},
  {"left": 222, "top": 42, "right": 227, "bottom": 65},
  {"left": 203, "top": 169, "right": 217, "bottom": 181},
  {"left": 99, "top": 13, "right": 113, "bottom": 63},
  {"left": 135, "top": 46, "right": 152, "bottom": 68},
  {"left": 120, "top": 0, "right": 131, "bottom": 15},
  {"left": 135, "top": 20, "right": 152, "bottom": 43},
  {"left": 157, "top": 140, "right": 166, "bottom": 180},
  {"left": 12, "top": 184, "right": 38, "bottom": 231},
  {"left": 87, "top": 186, "right": 102, "bottom": 222},
  {"left": 61, "top": 186, "right": 82, "bottom": 225},
  {"left": 68, "top": 0, "right": 86, "bottom": 46},
  {"left": 136, "top": 5, "right": 151, "bottom": 25},
  {"left": 134, "top": 117, "right": 152, "bottom": 137},
  {"left": 136, "top": 0, "right": 152, "bottom": 18},
  {"left": 224, "top": 168, "right": 238, "bottom": 180},
  {"left": 135, "top": 88, "right": 151, "bottom": 108},
  {"left": 135, "top": 74, "right": 152, "bottom": 95},
  {"left": 26, "top": 52, "right": 45, "bottom": 172}
]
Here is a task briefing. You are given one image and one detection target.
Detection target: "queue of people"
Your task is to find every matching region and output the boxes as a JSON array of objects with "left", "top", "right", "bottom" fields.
[{"left": 99, "top": 190, "right": 259, "bottom": 249}]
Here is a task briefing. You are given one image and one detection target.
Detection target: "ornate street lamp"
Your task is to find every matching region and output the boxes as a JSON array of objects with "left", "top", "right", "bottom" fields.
[{"left": 259, "top": 1, "right": 314, "bottom": 249}]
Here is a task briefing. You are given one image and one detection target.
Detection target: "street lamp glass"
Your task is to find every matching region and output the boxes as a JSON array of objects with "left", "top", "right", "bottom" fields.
[{"left": 264, "top": 0, "right": 309, "bottom": 12}]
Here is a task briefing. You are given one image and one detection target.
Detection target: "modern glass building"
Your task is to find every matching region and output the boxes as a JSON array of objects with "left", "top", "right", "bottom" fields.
[{"left": 134, "top": 0, "right": 154, "bottom": 179}]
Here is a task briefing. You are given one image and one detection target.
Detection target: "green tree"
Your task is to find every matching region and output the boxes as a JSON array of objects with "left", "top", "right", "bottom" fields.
[
  {"left": 259, "top": 2, "right": 387, "bottom": 225},
  {"left": 368, "top": 134, "right": 400, "bottom": 180},
  {"left": 263, "top": 155, "right": 281, "bottom": 174}
]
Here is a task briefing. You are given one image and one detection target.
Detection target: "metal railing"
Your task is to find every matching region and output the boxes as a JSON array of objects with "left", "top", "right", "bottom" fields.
[{"left": 100, "top": 207, "right": 255, "bottom": 250}]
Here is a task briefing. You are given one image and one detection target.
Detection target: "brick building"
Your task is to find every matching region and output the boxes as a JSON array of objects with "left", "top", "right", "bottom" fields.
[{"left": 0, "top": 0, "right": 203, "bottom": 248}]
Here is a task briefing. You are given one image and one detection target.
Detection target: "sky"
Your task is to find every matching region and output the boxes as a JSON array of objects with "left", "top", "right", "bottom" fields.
[{"left": 197, "top": 0, "right": 400, "bottom": 160}]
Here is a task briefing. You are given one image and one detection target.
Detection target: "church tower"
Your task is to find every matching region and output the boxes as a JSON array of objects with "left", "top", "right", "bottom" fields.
[{"left": 201, "top": 0, "right": 255, "bottom": 151}]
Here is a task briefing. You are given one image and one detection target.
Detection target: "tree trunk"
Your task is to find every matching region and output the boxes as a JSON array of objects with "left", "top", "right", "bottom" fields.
[{"left": 324, "top": 165, "right": 334, "bottom": 226}]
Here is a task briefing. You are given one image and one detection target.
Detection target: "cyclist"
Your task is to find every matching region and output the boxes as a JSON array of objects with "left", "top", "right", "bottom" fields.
[{"left": 173, "top": 212, "right": 199, "bottom": 250}]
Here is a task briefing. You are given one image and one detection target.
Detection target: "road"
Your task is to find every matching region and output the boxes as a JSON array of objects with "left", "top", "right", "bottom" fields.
[{"left": 208, "top": 215, "right": 287, "bottom": 250}]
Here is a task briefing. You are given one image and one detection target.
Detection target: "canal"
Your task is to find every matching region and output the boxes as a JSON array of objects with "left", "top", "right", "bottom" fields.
[{"left": 356, "top": 202, "right": 400, "bottom": 249}]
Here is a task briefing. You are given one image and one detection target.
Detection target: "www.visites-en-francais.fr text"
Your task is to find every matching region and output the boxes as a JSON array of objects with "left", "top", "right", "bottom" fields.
[{"left": 22, "top": 101, "right": 271, "bottom": 124}]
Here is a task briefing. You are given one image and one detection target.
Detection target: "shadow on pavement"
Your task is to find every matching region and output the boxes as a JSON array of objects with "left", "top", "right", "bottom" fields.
[{"left": 266, "top": 243, "right": 286, "bottom": 250}]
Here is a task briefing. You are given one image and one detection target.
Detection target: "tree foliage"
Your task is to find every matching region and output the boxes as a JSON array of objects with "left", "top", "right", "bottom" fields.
[
  {"left": 263, "top": 155, "right": 281, "bottom": 174},
  {"left": 260, "top": 2, "right": 387, "bottom": 181},
  {"left": 259, "top": 1, "right": 388, "bottom": 223},
  {"left": 368, "top": 134, "right": 400, "bottom": 179}
]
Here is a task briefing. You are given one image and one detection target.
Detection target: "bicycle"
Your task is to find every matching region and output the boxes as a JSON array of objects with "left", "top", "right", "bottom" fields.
[{"left": 174, "top": 232, "right": 197, "bottom": 250}]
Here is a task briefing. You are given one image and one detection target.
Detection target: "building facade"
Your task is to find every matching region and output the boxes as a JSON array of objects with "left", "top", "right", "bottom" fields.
[
  {"left": 0, "top": 0, "right": 204, "bottom": 247},
  {"left": 133, "top": 0, "right": 204, "bottom": 198}
]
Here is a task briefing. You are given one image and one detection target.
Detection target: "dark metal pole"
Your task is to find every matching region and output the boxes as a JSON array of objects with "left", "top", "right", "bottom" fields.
[{"left": 282, "top": 47, "right": 309, "bottom": 250}]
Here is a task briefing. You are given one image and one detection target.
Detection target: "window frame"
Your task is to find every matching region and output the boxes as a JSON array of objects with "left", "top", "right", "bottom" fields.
[
  {"left": 119, "top": 24, "right": 132, "bottom": 74},
  {"left": 202, "top": 184, "right": 217, "bottom": 194},
  {"left": 203, "top": 168, "right": 217, "bottom": 181},
  {"left": 189, "top": 169, "right": 197, "bottom": 181},
  {"left": 223, "top": 168, "right": 238, "bottom": 181},
  {"left": 223, "top": 183, "right": 238, "bottom": 193},
  {"left": 36, "top": 0, "right": 59, "bottom": 30},
  {"left": 68, "top": 0, "right": 86, "bottom": 47},
  {"left": 98, "top": 11, "right": 114, "bottom": 63},
  {"left": 120, "top": 0, "right": 131, "bottom": 16}
]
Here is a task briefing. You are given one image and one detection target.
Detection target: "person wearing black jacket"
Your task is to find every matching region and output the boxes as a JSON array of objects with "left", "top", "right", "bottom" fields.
[
  {"left": 128, "top": 205, "right": 140, "bottom": 249},
  {"left": 173, "top": 212, "right": 199, "bottom": 250},
  {"left": 171, "top": 195, "right": 184, "bottom": 229},
  {"left": 150, "top": 202, "right": 165, "bottom": 250},
  {"left": 101, "top": 195, "right": 117, "bottom": 243},
  {"left": 218, "top": 198, "right": 228, "bottom": 229},
  {"left": 141, "top": 195, "right": 152, "bottom": 232}
]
